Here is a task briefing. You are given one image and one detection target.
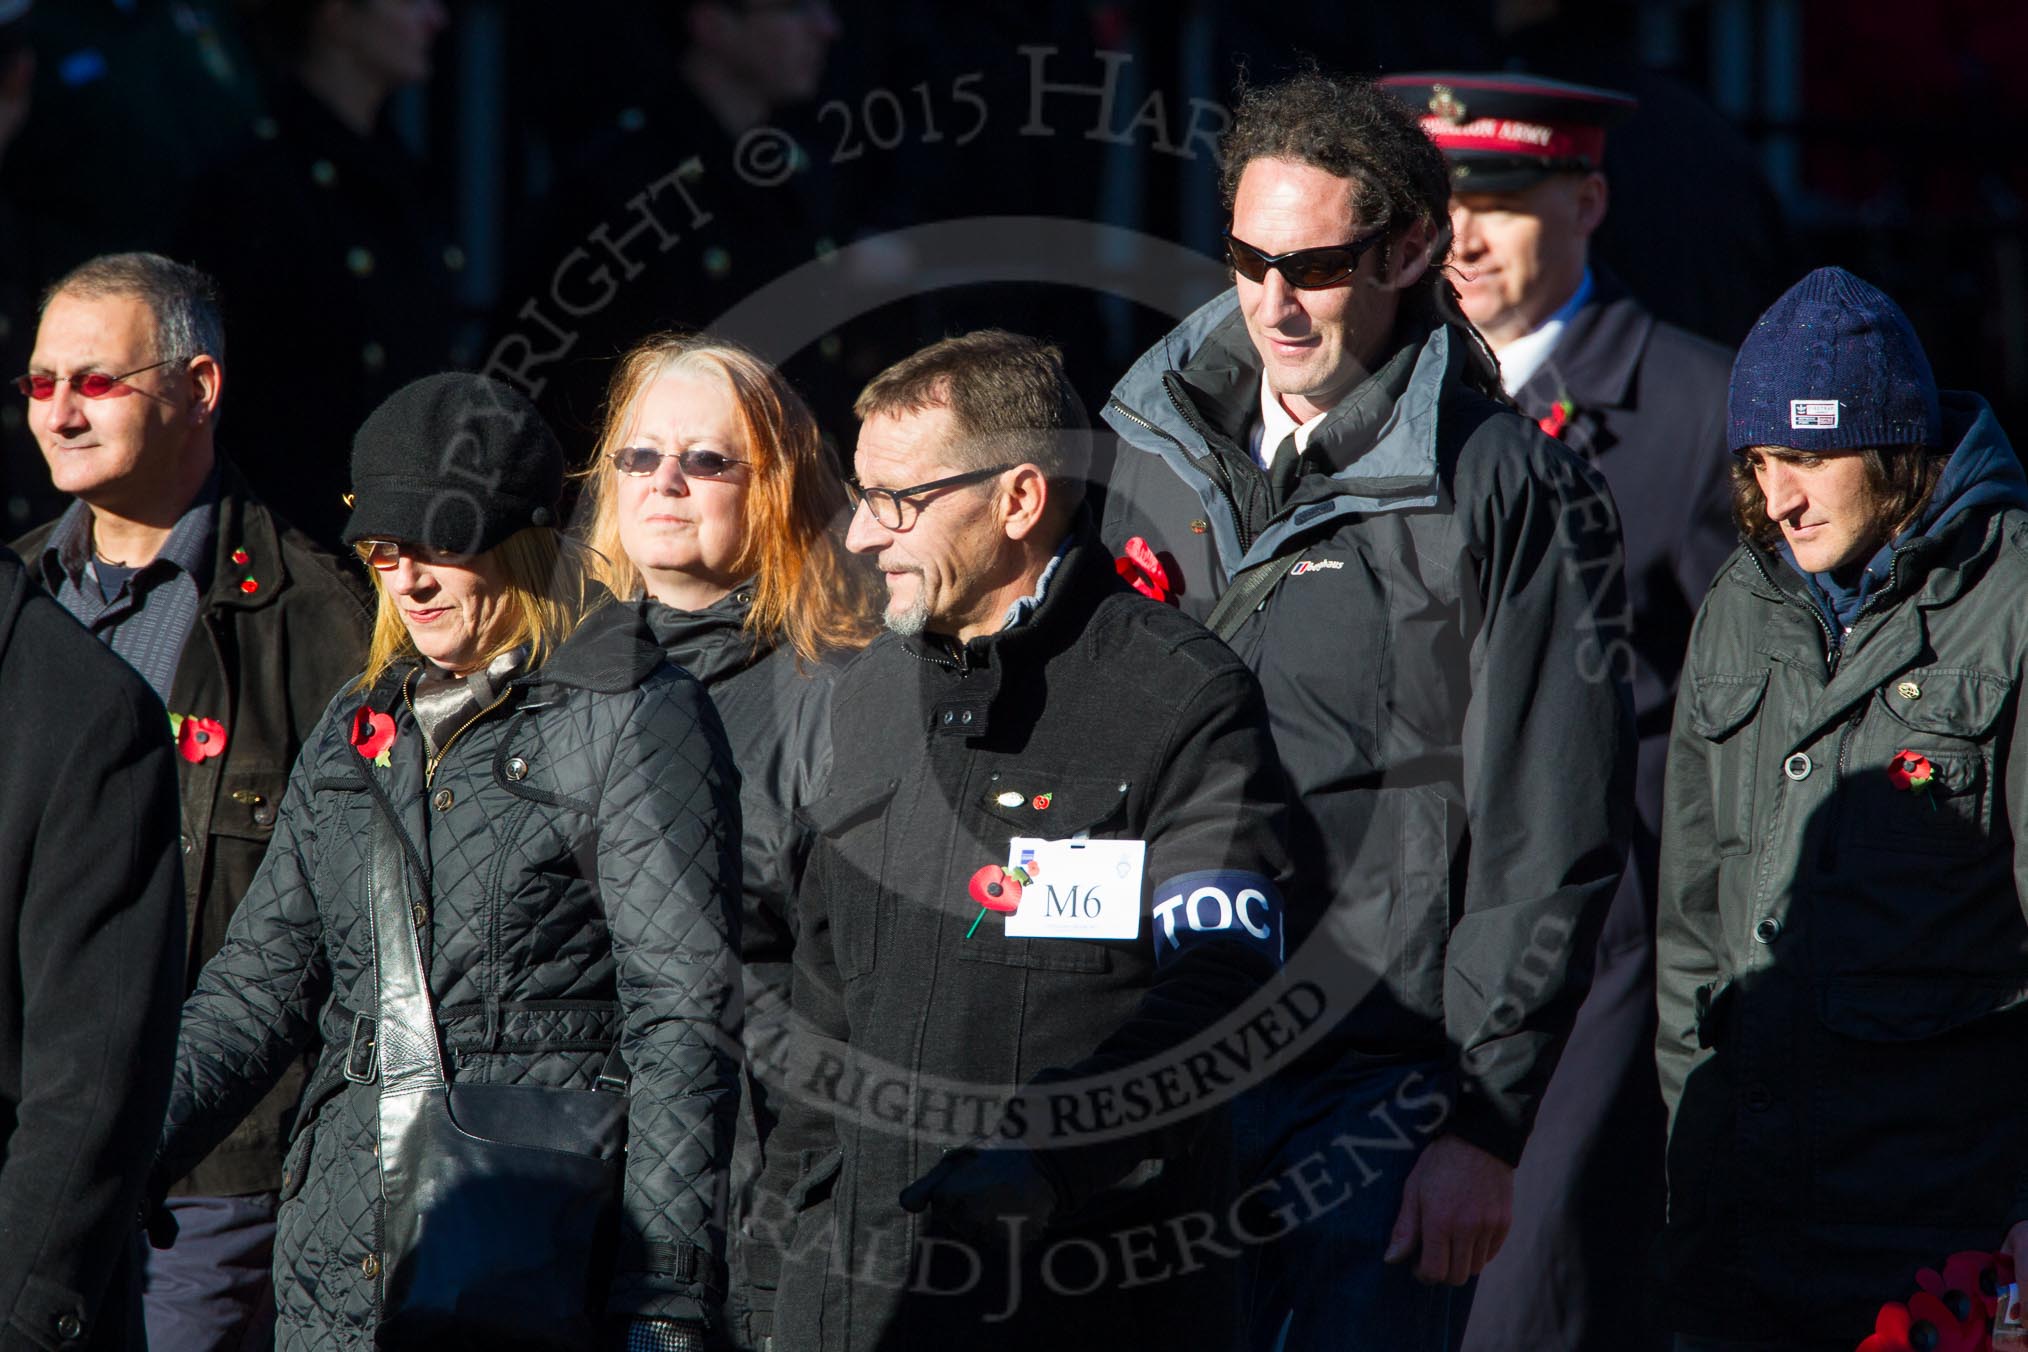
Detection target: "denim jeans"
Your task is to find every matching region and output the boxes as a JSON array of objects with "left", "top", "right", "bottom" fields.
[
  {"left": 142, "top": 1193, "right": 278, "bottom": 1352},
  {"left": 1234, "top": 1058, "right": 1467, "bottom": 1352}
]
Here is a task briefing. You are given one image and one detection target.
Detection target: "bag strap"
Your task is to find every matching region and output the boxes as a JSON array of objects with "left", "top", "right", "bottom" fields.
[
  {"left": 1204, "top": 549, "right": 1306, "bottom": 643},
  {"left": 364, "top": 795, "right": 448, "bottom": 1096}
]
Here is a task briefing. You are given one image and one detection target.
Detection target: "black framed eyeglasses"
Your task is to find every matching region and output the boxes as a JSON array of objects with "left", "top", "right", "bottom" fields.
[
  {"left": 609, "top": 446, "right": 749, "bottom": 479},
  {"left": 845, "top": 463, "right": 1017, "bottom": 531},
  {"left": 1223, "top": 229, "right": 1389, "bottom": 290}
]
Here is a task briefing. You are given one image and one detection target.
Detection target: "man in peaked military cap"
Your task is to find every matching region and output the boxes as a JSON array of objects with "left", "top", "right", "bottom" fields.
[{"left": 1380, "top": 71, "right": 1738, "bottom": 1352}]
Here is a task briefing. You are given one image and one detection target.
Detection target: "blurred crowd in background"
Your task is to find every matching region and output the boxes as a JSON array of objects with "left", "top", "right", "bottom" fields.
[{"left": 0, "top": 0, "right": 2020, "bottom": 542}]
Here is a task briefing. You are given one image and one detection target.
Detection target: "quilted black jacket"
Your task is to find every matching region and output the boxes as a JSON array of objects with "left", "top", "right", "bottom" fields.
[{"left": 157, "top": 599, "right": 744, "bottom": 1349}]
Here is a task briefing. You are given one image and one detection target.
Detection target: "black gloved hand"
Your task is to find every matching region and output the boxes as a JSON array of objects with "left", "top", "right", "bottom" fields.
[
  {"left": 616, "top": 1318, "right": 713, "bottom": 1352},
  {"left": 898, "top": 1139, "right": 1063, "bottom": 1252}
]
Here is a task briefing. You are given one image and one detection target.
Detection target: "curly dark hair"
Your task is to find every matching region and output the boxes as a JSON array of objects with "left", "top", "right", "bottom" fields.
[{"left": 1218, "top": 67, "right": 1503, "bottom": 396}]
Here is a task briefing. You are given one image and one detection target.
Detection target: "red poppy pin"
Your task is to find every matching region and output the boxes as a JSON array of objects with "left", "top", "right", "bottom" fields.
[
  {"left": 1537, "top": 397, "right": 1575, "bottom": 441},
  {"left": 1856, "top": 1249, "right": 2012, "bottom": 1352},
  {"left": 1115, "top": 535, "right": 1173, "bottom": 605},
  {"left": 168, "top": 712, "right": 227, "bottom": 764},
  {"left": 1888, "top": 749, "right": 1939, "bottom": 810},
  {"left": 966, "top": 858, "right": 1039, "bottom": 939},
  {"left": 1855, "top": 1293, "right": 1982, "bottom": 1352},
  {"left": 349, "top": 706, "right": 397, "bottom": 768}
]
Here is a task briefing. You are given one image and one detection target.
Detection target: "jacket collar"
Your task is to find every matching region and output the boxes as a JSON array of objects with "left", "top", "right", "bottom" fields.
[
  {"left": 896, "top": 517, "right": 1118, "bottom": 738},
  {"left": 637, "top": 581, "right": 769, "bottom": 685},
  {"left": 41, "top": 466, "right": 220, "bottom": 597},
  {"left": 1514, "top": 268, "right": 1652, "bottom": 413},
  {"left": 362, "top": 588, "right": 667, "bottom": 712},
  {"left": 1105, "top": 288, "right": 1455, "bottom": 573},
  {"left": 526, "top": 592, "right": 667, "bottom": 694},
  {"left": 205, "top": 462, "right": 290, "bottom": 614}
]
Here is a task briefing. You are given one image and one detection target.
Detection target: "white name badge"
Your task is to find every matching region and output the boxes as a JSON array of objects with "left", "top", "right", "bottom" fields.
[{"left": 1002, "top": 836, "right": 1146, "bottom": 941}]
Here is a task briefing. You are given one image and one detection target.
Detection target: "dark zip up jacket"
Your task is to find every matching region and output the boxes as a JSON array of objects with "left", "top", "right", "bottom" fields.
[
  {"left": 1656, "top": 392, "right": 2028, "bottom": 1342},
  {"left": 1101, "top": 292, "right": 1636, "bottom": 1162},
  {"left": 0, "top": 547, "right": 183, "bottom": 1352},
  {"left": 751, "top": 528, "right": 1296, "bottom": 1350}
]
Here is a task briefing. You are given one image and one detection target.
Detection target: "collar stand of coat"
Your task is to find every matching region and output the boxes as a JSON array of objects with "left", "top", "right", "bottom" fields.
[
  {"left": 367, "top": 588, "right": 665, "bottom": 707},
  {"left": 637, "top": 580, "right": 767, "bottom": 685},
  {"left": 901, "top": 518, "right": 1115, "bottom": 737}
]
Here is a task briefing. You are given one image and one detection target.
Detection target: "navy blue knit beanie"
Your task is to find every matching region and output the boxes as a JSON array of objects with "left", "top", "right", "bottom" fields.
[{"left": 1727, "top": 266, "right": 1941, "bottom": 454}]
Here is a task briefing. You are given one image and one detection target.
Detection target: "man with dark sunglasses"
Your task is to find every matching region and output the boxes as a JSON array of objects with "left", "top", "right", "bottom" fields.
[
  {"left": 10, "top": 252, "right": 369, "bottom": 1352},
  {"left": 1100, "top": 71, "right": 1634, "bottom": 1351},
  {"left": 1377, "top": 73, "right": 1739, "bottom": 1352}
]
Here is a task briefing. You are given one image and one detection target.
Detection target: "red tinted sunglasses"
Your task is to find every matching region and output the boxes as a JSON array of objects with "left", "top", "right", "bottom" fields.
[{"left": 16, "top": 359, "right": 174, "bottom": 401}]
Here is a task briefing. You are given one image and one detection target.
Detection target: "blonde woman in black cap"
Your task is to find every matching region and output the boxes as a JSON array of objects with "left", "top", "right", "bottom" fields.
[{"left": 153, "top": 373, "right": 744, "bottom": 1352}]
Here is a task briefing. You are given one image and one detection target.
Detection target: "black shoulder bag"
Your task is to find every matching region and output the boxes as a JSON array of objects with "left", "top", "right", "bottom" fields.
[{"left": 365, "top": 800, "right": 628, "bottom": 1351}]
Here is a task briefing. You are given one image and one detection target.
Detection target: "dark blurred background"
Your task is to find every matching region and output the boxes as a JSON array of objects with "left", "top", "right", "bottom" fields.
[{"left": 2, "top": 0, "right": 2019, "bottom": 543}]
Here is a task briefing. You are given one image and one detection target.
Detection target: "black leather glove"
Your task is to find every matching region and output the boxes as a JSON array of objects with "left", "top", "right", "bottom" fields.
[{"left": 898, "top": 1139, "right": 1064, "bottom": 1252}]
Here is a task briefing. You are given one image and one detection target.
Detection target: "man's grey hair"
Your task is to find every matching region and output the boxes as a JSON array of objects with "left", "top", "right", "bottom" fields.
[{"left": 43, "top": 252, "right": 227, "bottom": 366}]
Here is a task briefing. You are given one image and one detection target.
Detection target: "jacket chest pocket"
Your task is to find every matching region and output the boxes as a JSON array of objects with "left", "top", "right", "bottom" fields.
[
  {"left": 956, "top": 772, "right": 1129, "bottom": 975},
  {"left": 1685, "top": 671, "right": 1769, "bottom": 857},
  {"left": 799, "top": 780, "right": 898, "bottom": 980},
  {"left": 1843, "top": 668, "right": 2011, "bottom": 857}
]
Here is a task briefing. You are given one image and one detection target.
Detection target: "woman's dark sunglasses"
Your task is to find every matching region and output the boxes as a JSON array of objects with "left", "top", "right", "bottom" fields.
[
  {"left": 609, "top": 446, "right": 748, "bottom": 479},
  {"left": 1223, "top": 229, "right": 1389, "bottom": 290}
]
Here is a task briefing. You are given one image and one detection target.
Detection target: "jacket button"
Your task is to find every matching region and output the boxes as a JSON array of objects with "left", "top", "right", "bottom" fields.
[
  {"left": 432, "top": 788, "right": 454, "bottom": 811},
  {"left": 1754, "top": 917, "right": 1782, "bottom": 944},
  {"left": 180, "top": 833, "right": 193, "bottom": 855},
  {"left": 361, "top": 1253, "right": 380, "bottom": 1278},
  {"left": 1783, "top": 753, "right": 1812, "bottom": 781},
  {"left": 55, "top": 1313, "right": 81, "bottom": 1341},
  {"left": 504, "top": 756, "right": 529, "bottom": 781},
  {"left": 252, "top": 803, "right": 277, "bottom": 827},
  {"left": 960, "top": 710, "right": 974, "bottom": 725},
  {"left": 941, "top": 712, "right": 955, "bottom": 725},
  {"left": 412, "top": 902, "right": 429, "bottom": 929},
  {"left": 1897, "top": 681, "right": 1921, "bottom": 700},
  {"left": 1743, "top": 1084, "right": 1774, "bottom": 1112}
]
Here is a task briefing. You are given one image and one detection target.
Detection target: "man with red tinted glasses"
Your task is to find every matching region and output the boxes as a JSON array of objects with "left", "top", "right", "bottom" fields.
[
  {"left": 10, "top": 252, "right": 368, "bottom": 1352},
  {"left": 1101, "top": 71, "right": 1634, "bottom": 1350},
  {"left": 1377, "top": 73, "right": 1738, "bottom": 1352}
]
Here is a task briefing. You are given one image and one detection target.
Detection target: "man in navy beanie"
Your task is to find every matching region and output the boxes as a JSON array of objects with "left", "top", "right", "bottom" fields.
[{"left": 1656, "top": 265, "right": 2028, "bottom": 1350}]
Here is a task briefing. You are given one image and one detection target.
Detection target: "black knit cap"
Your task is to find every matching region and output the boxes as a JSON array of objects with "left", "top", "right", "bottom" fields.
[{"left": 343, "top": 372, "right": 564, "bottom": 554}]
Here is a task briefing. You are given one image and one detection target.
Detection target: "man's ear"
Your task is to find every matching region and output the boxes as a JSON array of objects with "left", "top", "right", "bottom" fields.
[
  {"left": 1382, "top": 215, "right": 1439, "bottom": 292},
  {"left": 999, "top": 464, "right": 1052, "bottom": 542},
  {"left": 1574, "top": 171, "right": 1609, "bottom": 240},
  {"left": 187, "top": 355, "right": 223, "bottom": 425}
]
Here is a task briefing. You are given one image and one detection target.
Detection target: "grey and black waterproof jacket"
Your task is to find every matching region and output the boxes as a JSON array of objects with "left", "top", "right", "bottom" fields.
[
  {"left": 157, "top": 599, "right": 743, "bottom": 1349},
  {"left": 1656, "top": 393, "right": 2028, "bottom": 1343},
  {"left": 1101, "top": 294, "right": 1635, "bottom": 1164}
]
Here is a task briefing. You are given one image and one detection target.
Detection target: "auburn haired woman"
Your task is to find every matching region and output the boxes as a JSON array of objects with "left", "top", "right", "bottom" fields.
[{"left": 578, "top": 334, "right": 873, "bottom": 1346}]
